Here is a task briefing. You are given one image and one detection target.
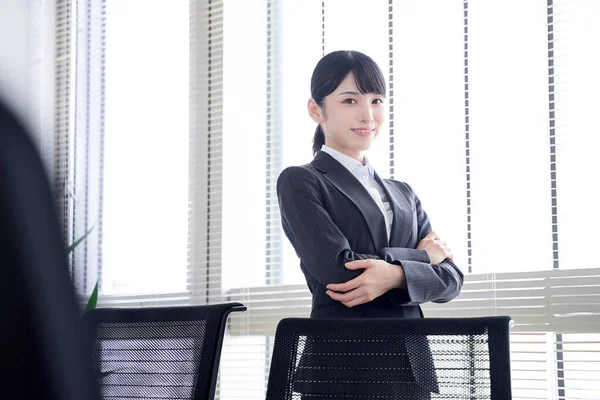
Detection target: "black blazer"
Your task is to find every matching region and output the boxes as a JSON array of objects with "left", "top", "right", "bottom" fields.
[{"left": 277, "top": 151, "right": 464, "bottom": 394}]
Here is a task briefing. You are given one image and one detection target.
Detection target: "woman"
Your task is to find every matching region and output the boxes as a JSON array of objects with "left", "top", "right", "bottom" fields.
[{"left": 276, "top": 50, "right": 464, "bottom": 398}]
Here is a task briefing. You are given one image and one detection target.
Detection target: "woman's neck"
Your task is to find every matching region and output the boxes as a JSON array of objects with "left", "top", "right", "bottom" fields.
[{"left": 323, "top": 143, "right": 364, "bottom": 164}]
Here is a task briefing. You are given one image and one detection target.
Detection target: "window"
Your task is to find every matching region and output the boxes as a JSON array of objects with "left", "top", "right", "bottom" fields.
[
  {"left": 46, "top": 0, "right": 600, "bottom": 398},
  {"left": 101, "top": 0, "right": 189, "bottom": 296}
]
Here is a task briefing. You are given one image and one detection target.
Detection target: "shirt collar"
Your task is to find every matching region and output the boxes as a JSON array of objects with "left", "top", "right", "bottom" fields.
[{"left": 321, "top": 145, "right": 374, "bottom": 178}]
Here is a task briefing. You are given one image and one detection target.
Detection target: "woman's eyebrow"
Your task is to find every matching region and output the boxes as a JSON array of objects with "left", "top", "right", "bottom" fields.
[{"left": 337, "top": 91, "right": 360, "bottom": 96}]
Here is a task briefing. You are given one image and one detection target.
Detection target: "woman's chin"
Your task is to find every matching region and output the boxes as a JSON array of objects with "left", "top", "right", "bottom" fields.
[{"left": 354, "top": 136, "right": 375, "bottom": 149}]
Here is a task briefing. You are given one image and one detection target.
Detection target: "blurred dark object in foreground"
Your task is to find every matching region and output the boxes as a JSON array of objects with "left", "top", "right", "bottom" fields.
[{"left": 0, "top": 100, "right": 100, "bottom": 399}]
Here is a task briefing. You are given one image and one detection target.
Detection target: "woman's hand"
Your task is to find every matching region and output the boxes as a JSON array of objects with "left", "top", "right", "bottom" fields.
[
  {"left": 417, "top": 231, "right": 453, "bottom": 265},
  {"left": 325, "top": 259, "right": 406, "bottom": 308}
]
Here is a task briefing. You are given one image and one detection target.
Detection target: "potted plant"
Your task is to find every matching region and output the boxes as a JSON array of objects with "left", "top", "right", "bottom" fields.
[{"left": 67, "top": 226, "right": 98, "bottom": 312}]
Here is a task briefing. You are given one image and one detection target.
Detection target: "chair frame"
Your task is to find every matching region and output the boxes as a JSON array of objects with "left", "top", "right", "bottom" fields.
[
  {"left": 266, "top": 316, "right": 513, "bottom": 400},
  {"left": 84, "top": 302, "right": 246, "bottom": 400}
]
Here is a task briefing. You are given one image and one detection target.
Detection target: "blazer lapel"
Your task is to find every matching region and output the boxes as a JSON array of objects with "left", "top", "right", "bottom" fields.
[
  {"left": 312, "top": 152, "right": 388, "bottom": 249},
  {"left": 374, "top": 172, "right": 414, "bottom": 248}
]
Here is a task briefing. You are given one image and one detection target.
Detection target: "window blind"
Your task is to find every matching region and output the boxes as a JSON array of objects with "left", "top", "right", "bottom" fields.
[
  {"left": 553, "top": 0, "right": 600, "bottom": 272},
  {"left": 217, "top": 1, "right": 600, "bottom": 398},
  {"left": 54, "top": 0, "right": 76, "bottom": 280},
  {"left": 551, "top": 1, "right": 600, "bottom": 398},
  {"left": 10, "top": 0, "right": 87, "bottom": 292},
  {"left": 71, "top": 0, "right": 106, "bottom": 296},
  {"left": 225, "top": 268, "right": 600, "bottom": 333},
  {"left": 224, "top": 268, "right": 600, "bottom": 399},
  {"left": 49, "top": 0, "right": 106, "bottom": 296},
  {"left": 190, "top": 0, "right": 225, "bottom": 306},
  {"left": 66, "top": 0, "right": 600, "bottom": 398}
]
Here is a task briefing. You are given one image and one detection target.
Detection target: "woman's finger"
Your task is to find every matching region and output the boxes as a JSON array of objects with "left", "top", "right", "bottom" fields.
[
  {"left": 345, "top": 259, "right": 377, "bottom": 270},
  {"left": 343, "top": 295, "right": 368, "bottom": 308},
  {"left": 327, "top": 276, "right": 362, "bottom": 292},
  {"left": 326, "top": 287, "right": 363, "bottom": 303}
]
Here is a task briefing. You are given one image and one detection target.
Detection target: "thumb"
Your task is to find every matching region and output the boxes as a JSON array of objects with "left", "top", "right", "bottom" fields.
[
  {"left": 345, "top": 260, "right": 371, "bottom": 270},
  {"left": 426, "top": 231, "right": 439, "bottom": 240}
]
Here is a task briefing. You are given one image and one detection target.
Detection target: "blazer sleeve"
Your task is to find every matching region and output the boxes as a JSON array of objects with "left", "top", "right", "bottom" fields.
[
  {"left": 384, "top": 183, "right": 464, "bottom": 306},
  {"left": 277, "top": 166, "right": 383, "bottom": 287}
]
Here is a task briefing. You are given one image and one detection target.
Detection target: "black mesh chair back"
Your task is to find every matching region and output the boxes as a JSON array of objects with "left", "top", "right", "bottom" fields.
[
  {"left": 84, "top": 303, "right": 246, "bottom": 400},
  {"left": 266, "top": 316, "right": 512, "bottom": 400}
]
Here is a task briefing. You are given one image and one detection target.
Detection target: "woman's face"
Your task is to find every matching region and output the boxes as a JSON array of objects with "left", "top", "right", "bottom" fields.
[{"left": 309, "top": 73, "right": 386, "bottom": 161}]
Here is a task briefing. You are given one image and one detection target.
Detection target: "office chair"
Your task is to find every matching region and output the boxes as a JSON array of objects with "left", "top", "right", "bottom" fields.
[
  {"left": 84, "top": 302, "right": 246, "bottom": 400},
  {"left": 266, "top": 316, "right": 512, "bottom": 400},
  {"left": 0, "top": 100, "right": 101, "bottom": 399}
]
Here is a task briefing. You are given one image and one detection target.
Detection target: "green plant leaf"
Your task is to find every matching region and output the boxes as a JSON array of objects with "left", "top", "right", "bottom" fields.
[
  {"left": 85, "top": 281, "right": 98, "bottom": 312},
  {"left": 66, "top": 224, "right": 96, "bottom": 254}
]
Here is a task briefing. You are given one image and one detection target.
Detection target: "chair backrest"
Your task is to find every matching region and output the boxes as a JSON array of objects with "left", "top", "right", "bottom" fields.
[
  {"left": 84, "top": 302, "right": 246, "bottom": 400},
  {"left": 266, "top": 316, "right": 512, "bottom": 400},
  {"left": 0, "top": 100, "right": 101, "bottom": 399}
]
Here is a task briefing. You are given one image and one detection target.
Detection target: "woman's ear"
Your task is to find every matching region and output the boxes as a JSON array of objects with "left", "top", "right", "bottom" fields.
[{"left": 307, "top": 98, "right": 324, "bottom": 124}]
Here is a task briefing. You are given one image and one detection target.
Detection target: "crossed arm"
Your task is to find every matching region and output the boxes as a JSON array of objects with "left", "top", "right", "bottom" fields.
[
  {"left": 326, "top": 232, "right": 457, "bottom": 307},
  {"left": 277, "top": 167, "right": 464, "bottom": 308}
]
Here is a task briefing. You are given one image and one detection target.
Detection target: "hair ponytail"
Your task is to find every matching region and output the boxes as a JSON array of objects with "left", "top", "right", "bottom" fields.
[{"left": 312, "top": 125, "right": 325, "bottom": 156}]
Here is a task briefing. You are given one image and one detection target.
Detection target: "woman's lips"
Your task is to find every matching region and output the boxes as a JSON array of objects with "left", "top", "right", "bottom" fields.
[{"left": 351, "top": 128, "right": 374, "bottom": 137}]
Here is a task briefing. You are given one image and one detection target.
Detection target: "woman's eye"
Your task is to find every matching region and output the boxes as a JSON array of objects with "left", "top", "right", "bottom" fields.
[
  {"left": 373, "top": 98, "right": 384, "bottom": 104},
  {"left": 343, "top": 99, "right": 357, "bottom": 104}
]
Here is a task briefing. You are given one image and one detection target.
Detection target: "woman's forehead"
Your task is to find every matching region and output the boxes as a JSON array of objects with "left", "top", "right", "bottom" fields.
[
  {"left": 334, "top": 74, "right": 358, "bottom": 92},
  {"left": 331, "top": 73, "right": 385, "bottom": 97}
]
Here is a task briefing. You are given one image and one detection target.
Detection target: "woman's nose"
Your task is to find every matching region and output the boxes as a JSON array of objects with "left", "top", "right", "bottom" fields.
[{"left": 359, "top": 105, "right": 374, "bottom": 122}]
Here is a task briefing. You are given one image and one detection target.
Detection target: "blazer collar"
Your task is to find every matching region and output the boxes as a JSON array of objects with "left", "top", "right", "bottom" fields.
[{"left": 312, "top": 151, "right": 388, "bottom": 249}]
